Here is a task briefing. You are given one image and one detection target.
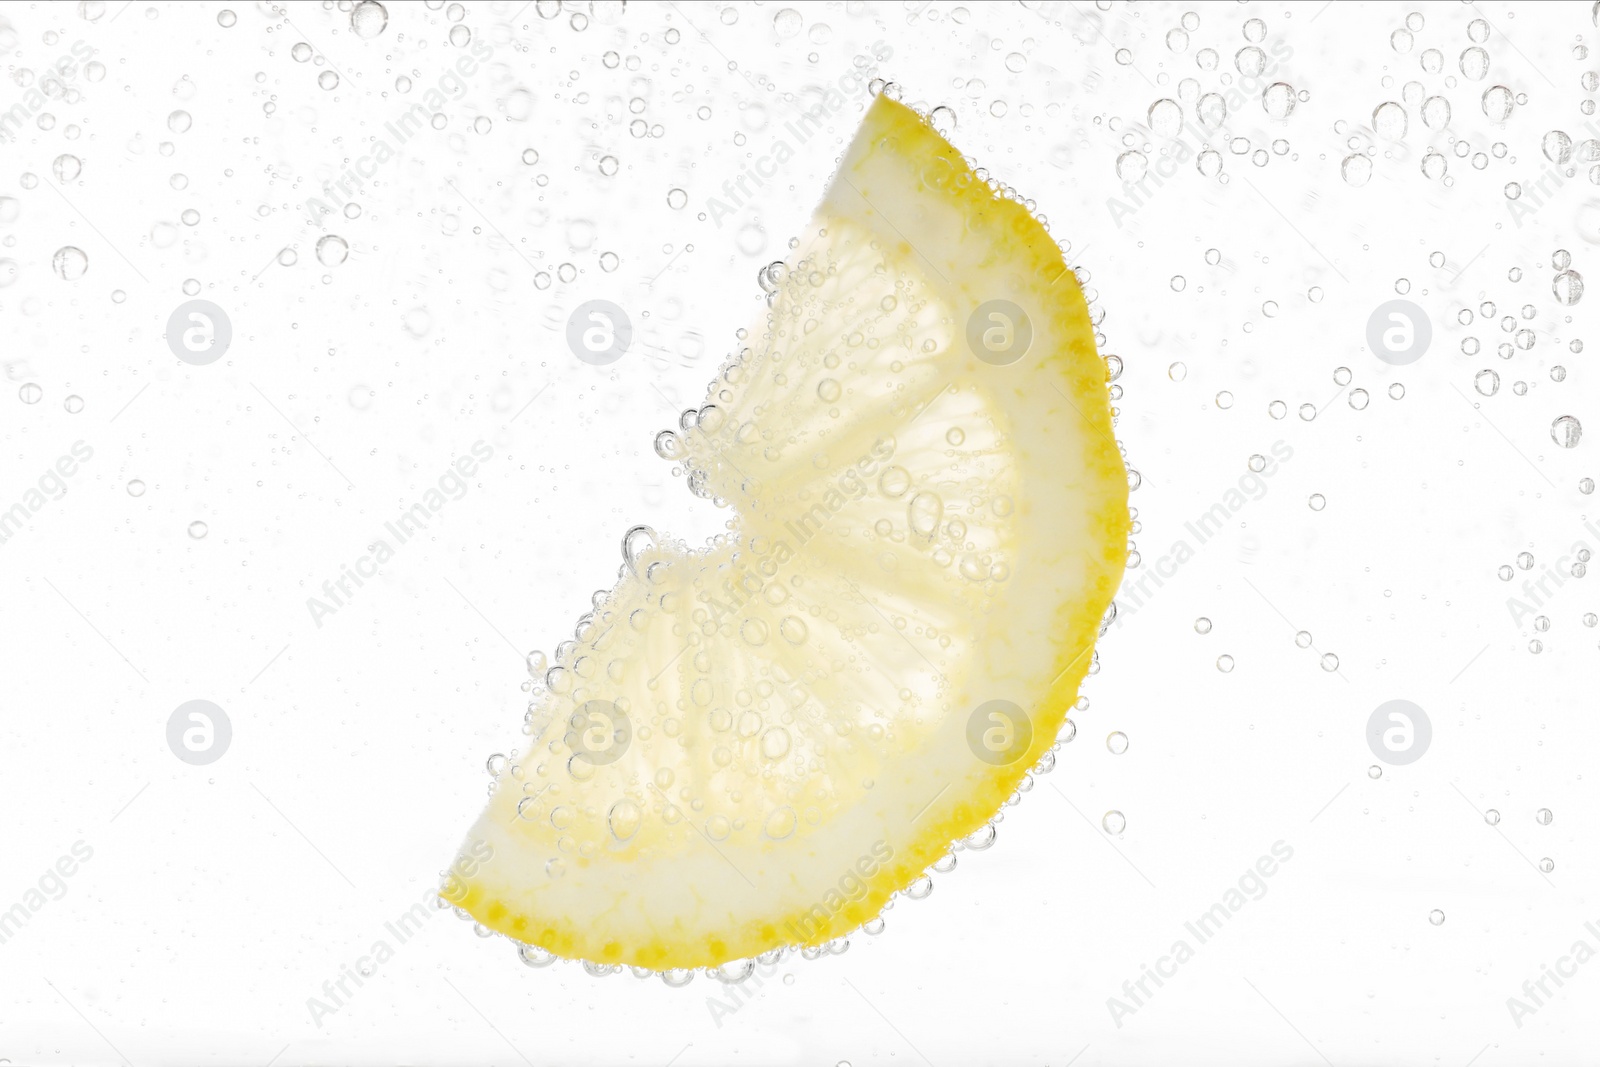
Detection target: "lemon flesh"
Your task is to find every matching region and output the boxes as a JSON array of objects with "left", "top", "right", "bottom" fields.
[{"left": 446, "top": 95, "right": 1128, "bottom": 970}]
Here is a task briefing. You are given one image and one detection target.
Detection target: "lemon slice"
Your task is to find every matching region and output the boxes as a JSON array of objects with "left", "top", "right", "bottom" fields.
[{"left": 444, "top": 94, "right": 1128, "bottom": 971}]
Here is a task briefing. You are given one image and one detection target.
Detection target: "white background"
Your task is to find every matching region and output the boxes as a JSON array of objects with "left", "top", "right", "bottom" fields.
[{"left": 0, "top": 0, "right": 1596, "bottom": 1063}]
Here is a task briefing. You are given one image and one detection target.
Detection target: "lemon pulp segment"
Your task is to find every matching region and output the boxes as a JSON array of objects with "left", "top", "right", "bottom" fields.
[{"left": 445, "top": 95, "right": 1129, "bottom": 969}]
